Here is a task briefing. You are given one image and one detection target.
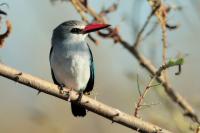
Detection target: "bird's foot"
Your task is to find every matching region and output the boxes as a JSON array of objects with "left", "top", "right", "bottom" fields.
[
  {"left": 84, "top": 92, "right": 90, "bottom": 95},
  {"left": 58, "top": 84, "right": 73, "bottom": 102},
  {"left": 58, "top": 84, "right": 65, "bottom": 94},
  {"left": 65, "top": 87, "right": 73, "bottom": 102},
  {"left": 77, "top": 90, "right": 83, "bottom": 103}
]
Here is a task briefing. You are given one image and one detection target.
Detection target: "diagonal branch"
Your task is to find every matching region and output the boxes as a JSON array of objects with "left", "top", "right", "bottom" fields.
[{"left": 0, "top": 63, "right": 172, "bottom": 133}]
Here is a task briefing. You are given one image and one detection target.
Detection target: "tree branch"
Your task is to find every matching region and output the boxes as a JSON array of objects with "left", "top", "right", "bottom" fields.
[{"left": 0, "top": 63, "right": 172, "bottom": 133}]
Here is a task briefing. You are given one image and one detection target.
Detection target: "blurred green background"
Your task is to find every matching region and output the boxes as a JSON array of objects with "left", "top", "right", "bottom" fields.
[{"left": 0, "top": 0, "right": 200, "bottom": 132}]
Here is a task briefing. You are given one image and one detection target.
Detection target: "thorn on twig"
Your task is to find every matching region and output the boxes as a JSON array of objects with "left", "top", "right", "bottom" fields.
[
  {"left": 14, "top": 72, "right": 22, "bottom": 81},
  {"left": 136, "top": 74, "right": 142, "bottom": 96},
  {"left": 140, "top": 102, "right": 161, "bottom": 108},
  {"left": 111, "top": 112, "right": 119, "bottom": 123},
  {"left": 148, "top": 83, "right": 161, "bottom": 88},
  {"left": 16, "top": 72, "right": 22, "bottom": 75},
  {"left": 112, "top": 112, "right": 119, "bottom": 117},
  {"left": 112, "top": 110, "right": 120, "bottom": 117},
  {"left": 37, "top": 91, "right": 41, "bottom": 95}
]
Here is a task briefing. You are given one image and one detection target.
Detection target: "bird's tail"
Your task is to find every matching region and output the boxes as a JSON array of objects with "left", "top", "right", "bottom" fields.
[{"left": 71, "top": 103, "right": 86, "bottom": 117}]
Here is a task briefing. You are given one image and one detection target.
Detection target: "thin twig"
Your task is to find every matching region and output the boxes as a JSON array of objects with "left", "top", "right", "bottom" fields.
[
  {"left": 134, "top": 61, "right": 182, "bottom": 117},
  {"left": 133, "top": 5, "right": 160, "bottom": 49},
  {"left": 160, "top": 5, "right": 168, "bottom": 83},
  {"left": 99, "top": 3, "right": 118, "bottom": 17},
  {"left": 142, "top": 21, "right": 159, "bottom": 41},
  {"left": 147, "top": 0, "right": 169, "bottom": 83},
  {"left": 136, "top": 74, "right": 142, "bottom": 96},
  {"left": 134, "top": 76, "right": 156, "bottom": 117},
  {"left": 140, "top": 102, "right": 160, "bottom": 108},
  {"left": 70, "top": 0, "right": 88, "bottom": 22}
]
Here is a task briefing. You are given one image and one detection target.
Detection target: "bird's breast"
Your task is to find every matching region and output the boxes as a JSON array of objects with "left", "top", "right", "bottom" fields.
[{"left": 50, "top": 43, "right": 91, "bottom": 92}]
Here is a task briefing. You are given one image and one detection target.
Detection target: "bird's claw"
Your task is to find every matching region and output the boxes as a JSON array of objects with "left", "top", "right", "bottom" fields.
[
  {"left": 77, "top": 91, "right": 83, "bottom": 103},
  {"left": 64, "top": 88, "right": 73, "bottom": 102},
  {"left": 58, "top": 84, "right": 73, "bottom": 102},
  {"left": 58, "top": 84, "right": 65, "bottom": 94},
  {"left": 84, "top": 92, "right": 90, "bottom": 95}
]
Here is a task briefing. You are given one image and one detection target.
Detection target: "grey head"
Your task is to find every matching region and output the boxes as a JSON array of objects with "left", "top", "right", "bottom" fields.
[
  {"left": 52, "top": 20, "right": 88, "bottom": 44},
  {"left": 52, "top": 20, "right": 110, "bottom": 46}
]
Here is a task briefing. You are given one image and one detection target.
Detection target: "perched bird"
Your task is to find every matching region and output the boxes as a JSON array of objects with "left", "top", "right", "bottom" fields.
[{"left": 49, "top": 20, "right": 110, "bottom": 117}]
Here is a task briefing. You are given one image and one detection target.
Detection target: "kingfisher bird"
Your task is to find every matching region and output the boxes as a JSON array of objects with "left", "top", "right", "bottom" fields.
[{"left": 49, "top": 20, "right": 110, "bottom": 117}]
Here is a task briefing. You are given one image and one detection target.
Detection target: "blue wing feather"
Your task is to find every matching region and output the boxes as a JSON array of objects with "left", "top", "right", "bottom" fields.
[
  {"left": 84, "top": 44, "right": 95, "bottom": 93},
  {"left": 49, "top": 46, "right": 60, "bottom": 85}
]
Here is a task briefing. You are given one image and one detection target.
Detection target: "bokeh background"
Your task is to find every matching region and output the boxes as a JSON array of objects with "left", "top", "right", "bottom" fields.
[{"left": 0, "top": 0, "right": 200, "bottom": 133}]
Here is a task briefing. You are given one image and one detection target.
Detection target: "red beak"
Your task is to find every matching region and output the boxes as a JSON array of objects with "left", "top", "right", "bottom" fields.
[{"left": 83, "top": 23, "right": 110, "bottom": 33}]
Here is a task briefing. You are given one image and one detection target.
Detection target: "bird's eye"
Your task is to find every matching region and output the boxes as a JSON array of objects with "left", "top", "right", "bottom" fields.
[{"left": 71, "top": 28, "right": 82, "bottom": 34}]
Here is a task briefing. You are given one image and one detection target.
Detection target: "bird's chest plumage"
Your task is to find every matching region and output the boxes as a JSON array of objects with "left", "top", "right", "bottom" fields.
[{"left": 50, "top": 42, "right": 91, "bottom": 92}]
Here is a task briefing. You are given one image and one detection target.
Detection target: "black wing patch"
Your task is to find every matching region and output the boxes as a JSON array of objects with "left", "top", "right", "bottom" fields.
[
  {"left": 84, "top": 44, "right": 95, "bottom": 93},
  {"left": 49, "top": 46, "right": 60, "bottom": 85}
]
